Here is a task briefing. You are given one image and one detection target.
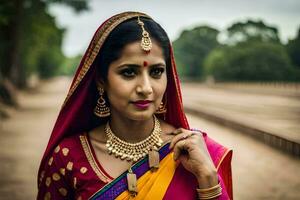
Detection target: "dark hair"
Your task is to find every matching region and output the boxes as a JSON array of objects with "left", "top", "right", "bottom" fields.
[{"left": 95, "top": 17, "right": 171, "bottom": 82}]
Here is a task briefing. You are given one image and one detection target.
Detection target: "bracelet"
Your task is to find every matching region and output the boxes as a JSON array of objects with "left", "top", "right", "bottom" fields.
[{"left": 197, "top": 183, "right": 222, "bottom": 200}]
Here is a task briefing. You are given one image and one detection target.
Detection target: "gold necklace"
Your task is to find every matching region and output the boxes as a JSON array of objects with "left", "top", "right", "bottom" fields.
[{"left": 105, "top": 116, "right": 163, "bottom": 162}]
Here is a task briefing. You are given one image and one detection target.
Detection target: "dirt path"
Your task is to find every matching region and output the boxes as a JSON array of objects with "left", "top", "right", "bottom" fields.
[{"left": 0, "top": 77, "right": 70, "bottom": 199}]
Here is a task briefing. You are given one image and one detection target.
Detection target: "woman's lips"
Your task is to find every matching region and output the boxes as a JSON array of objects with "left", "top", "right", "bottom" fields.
[{"left": 132, "top": 100, "right": 152, "bottom": 109}]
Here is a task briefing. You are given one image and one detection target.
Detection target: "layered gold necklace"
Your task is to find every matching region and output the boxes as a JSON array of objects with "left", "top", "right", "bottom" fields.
[{"left": 105, "top": 116, "right": 163, "bottom": 162}]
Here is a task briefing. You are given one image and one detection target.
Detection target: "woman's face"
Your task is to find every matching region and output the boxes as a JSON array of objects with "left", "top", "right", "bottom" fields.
[{"left": 102, "top": 40, "right": 167, "bottom": 121}]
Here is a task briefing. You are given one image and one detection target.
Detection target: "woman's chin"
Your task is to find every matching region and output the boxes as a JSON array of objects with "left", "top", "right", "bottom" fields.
[
  {"left": 111, "top": 105, "right": 157, "bottom": 121},
  {"left": 128, "top": 110, "right": 156, "bottom": 121}
]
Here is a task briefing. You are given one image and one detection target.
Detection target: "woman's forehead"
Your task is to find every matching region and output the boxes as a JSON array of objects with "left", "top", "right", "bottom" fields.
[{"left": 120, "top": 41, "right": 164, "bottom": 61}]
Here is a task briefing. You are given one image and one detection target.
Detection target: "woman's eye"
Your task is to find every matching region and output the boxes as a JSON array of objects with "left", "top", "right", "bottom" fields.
[
  {"left": 150, "top": 68, "right": 165, "bottom": 78},
  {"left": 120, "top": 68, "right": 136, "bottom": 77}
]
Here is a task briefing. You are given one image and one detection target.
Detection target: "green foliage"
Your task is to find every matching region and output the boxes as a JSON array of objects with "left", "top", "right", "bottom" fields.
[
  {"left": 0, "top": 1, "right": 16, "bottom": 77},
  {"left": 203, "top": 20, "right": 300, "bottom": 82},
  {"left": 173, "top": 26, "right": 220, "bottom": 79},
  {"left": 226, "top": 19, "right": 280, "bottom": 44},
  {"left": 204, "top": 42, "right": 299, "bottom": 81},
  {"left": 286, "top": 27, "right": 300, "bottom": 68},
  {"left": 0, "top": 0, "right": 89, "bottom": 88},
  {"left": 21, "top": 1, "right": 66, "bottom": 78},
  {"left": 58, "top": 54, "right": 82, "bottom": 76},
  {"left": 0, "top": 1, "right": 14, "bottom": 26}
]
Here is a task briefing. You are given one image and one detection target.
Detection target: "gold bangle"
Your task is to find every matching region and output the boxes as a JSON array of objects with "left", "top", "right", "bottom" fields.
[
  {"left": 197, "top": 183, "right": 222, "bottom": 200},
  {"left": 199, "top": 189, "right": 222, "bottom": 198},
  {"left": 198, "top": 192, "right": 222, "bottom": 200},
  {"left": 197, "top": 183, "right": 220, "bottom": 192},
  {"left": 199, "top": 193, "right": 222, "bottom": 200},
  {"left": 198, "top": 186, "right": 222, "bottom": 195}
]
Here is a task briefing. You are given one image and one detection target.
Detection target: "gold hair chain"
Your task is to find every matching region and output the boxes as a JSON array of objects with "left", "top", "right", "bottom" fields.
[
  {"left": 105, "top": 115, "right": 163, "bottom": 162},
  {"left": 137, "top": 16, "right": 152, "bottom": 52}
]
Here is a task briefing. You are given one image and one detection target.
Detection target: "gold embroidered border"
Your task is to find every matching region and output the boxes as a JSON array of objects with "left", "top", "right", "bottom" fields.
[
  {"left": 63, "top": 12, "right": 151, "bottom": 107},
  {"left": 216, "top": 149, "right": 232, "bottom": 170},
  {"left": 79, "top": 134, "right": 112, "bottom": 183},
  {"left": 170, "top": 50, "right": 189, "bottom": 127}
]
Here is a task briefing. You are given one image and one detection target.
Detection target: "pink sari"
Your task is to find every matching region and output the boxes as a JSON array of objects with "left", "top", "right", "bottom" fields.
[{"left": 37, "top": 11, "right": 233, "bottom": 200}]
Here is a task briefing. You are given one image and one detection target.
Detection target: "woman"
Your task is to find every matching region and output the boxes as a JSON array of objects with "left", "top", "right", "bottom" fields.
[{"left": 37, "top": 12, "right": 232, "bottom": 200}]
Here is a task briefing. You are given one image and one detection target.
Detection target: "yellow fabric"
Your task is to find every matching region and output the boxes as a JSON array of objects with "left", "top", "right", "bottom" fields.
[{"left": 116, "top": 153, "right": 176, "bottom": 200}]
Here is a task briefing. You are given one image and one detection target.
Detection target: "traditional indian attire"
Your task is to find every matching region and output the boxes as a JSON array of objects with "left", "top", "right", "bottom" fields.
[{"left": 37, "top": 12, "right": 233, "bottom": 200}]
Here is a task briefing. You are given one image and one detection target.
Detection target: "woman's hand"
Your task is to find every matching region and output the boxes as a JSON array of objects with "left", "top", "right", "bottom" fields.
[{"left": 169, "top": 128, "right": 218, "bottom": 189}]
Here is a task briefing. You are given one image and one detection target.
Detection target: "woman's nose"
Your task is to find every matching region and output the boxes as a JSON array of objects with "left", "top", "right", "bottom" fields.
[{"left": 136, "top": 74, "right": 153, "bottom": 96}]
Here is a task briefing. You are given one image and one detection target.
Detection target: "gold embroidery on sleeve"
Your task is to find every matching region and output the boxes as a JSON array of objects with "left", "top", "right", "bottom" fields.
[
  {"left": 45, "top": 177, "right": 51, "bottom": 187},
  {"left": 39, "top": 170, "right": 45, "bottom": 183},
  {"left": 62, "top": 148, "right": 69, "bottom": 156},
  {"left": 58, "top": 188, "right": 68, "bottom": 196},
  {"left": 59, "top": 168, "right": 66, "bottom": 176},
  {"left": 52, "top": 173, "right": 61, "bottom": 181},
  {"left": 44, "top": 192, "right": 51, "bottom": 200},
  {"left": 48, "top": 157, "right": 53, "bottom": 166},
  {"left": 74, "top": 177, "right": 77, "bottom": 189},
  {"left": 54, "top": 145, "right": 60, "bottom": 153},
  {"left": 80, "top": 167, "right": 88, "bottom": 174},
  {"left": 66, "top": 161, "right": 73, "bottom": 171}
]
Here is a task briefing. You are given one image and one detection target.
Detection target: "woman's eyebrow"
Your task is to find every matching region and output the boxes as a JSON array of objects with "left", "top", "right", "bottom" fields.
[
  {"left": 149, "top": 63, "right": 166, "bottom": 68},
  {"left": 117, "top": 64, "right": 140, "bottom": 69},
  {"left": 117, "top": 63, "right": 166, "bottom": 69}
]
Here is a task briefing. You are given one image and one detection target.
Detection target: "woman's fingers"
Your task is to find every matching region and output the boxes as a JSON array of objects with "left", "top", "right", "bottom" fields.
[
  {"left": 172, "top": 128, "right": 185, "bottom": 135},
  {"left": 169, "top": 132, "right": 187, "bottom": 149},
  {"left": 169, "top": 129, "right": 196, "bottom": 149},
  {"left": 173, "top": 139, "right": 187, "bottom": 161}
]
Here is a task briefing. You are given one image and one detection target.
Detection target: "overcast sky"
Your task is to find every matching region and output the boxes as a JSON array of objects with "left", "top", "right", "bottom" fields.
[{"left": 49, "top": 0, "right": 300, "bottom": 57}]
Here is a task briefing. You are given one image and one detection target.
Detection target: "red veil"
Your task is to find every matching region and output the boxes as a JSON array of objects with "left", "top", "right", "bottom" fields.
[{"left": 38, "top": 11, "right": 232, "bottom": 199}]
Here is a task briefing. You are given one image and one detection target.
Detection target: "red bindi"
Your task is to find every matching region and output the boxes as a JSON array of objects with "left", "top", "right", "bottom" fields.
[{"left": 143, "top": 61, "right": 148, "bottom": 67}]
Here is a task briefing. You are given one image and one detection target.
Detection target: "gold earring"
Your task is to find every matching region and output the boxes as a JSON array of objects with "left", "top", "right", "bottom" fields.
[
  {"left": 94, "top": 87, "right": 110, "bottom": 117},
  {"left": 155, "top": 100, "right": 167, "bottom": 114}
]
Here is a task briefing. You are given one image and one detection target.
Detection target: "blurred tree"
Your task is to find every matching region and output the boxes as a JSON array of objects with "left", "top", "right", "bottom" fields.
[
  {"left": 204, "top": 42, "right": 299, "bottom": 81},
  {"left": 226, "top": 19, "right": 280, "bottom": 44},
  {"left": 0, "top": 0, "right": 89, "bottom": 87},
  {"left": 286, "top": 27, "right": 300, "bottom": 68},
  {"left": 0, "top": 0, "right": 24, "bottom": 106},
  {"left": 0, "top": 0, "right": 24, "bottom": 86},
  {"left": 0, "top": 0, "right": 89, "bottom": 106},
  {"left": 21, "top": 1, "right": 65, "bottom": 79},
  {"left": 173, "top": 26, "right": 220, "bottom": 79},
  {"left": 203, "top": 19, "right": 300, "bottom": 82}
]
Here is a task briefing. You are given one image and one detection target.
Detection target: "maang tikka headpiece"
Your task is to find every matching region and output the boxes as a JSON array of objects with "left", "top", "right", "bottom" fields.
[{"left": 137, "top": 16, "right": 152, "bottom": 52}]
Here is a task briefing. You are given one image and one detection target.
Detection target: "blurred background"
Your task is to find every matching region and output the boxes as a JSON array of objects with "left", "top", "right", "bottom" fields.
[{"left": 0, "top": 0, "right": 299, "bottom": 199}]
